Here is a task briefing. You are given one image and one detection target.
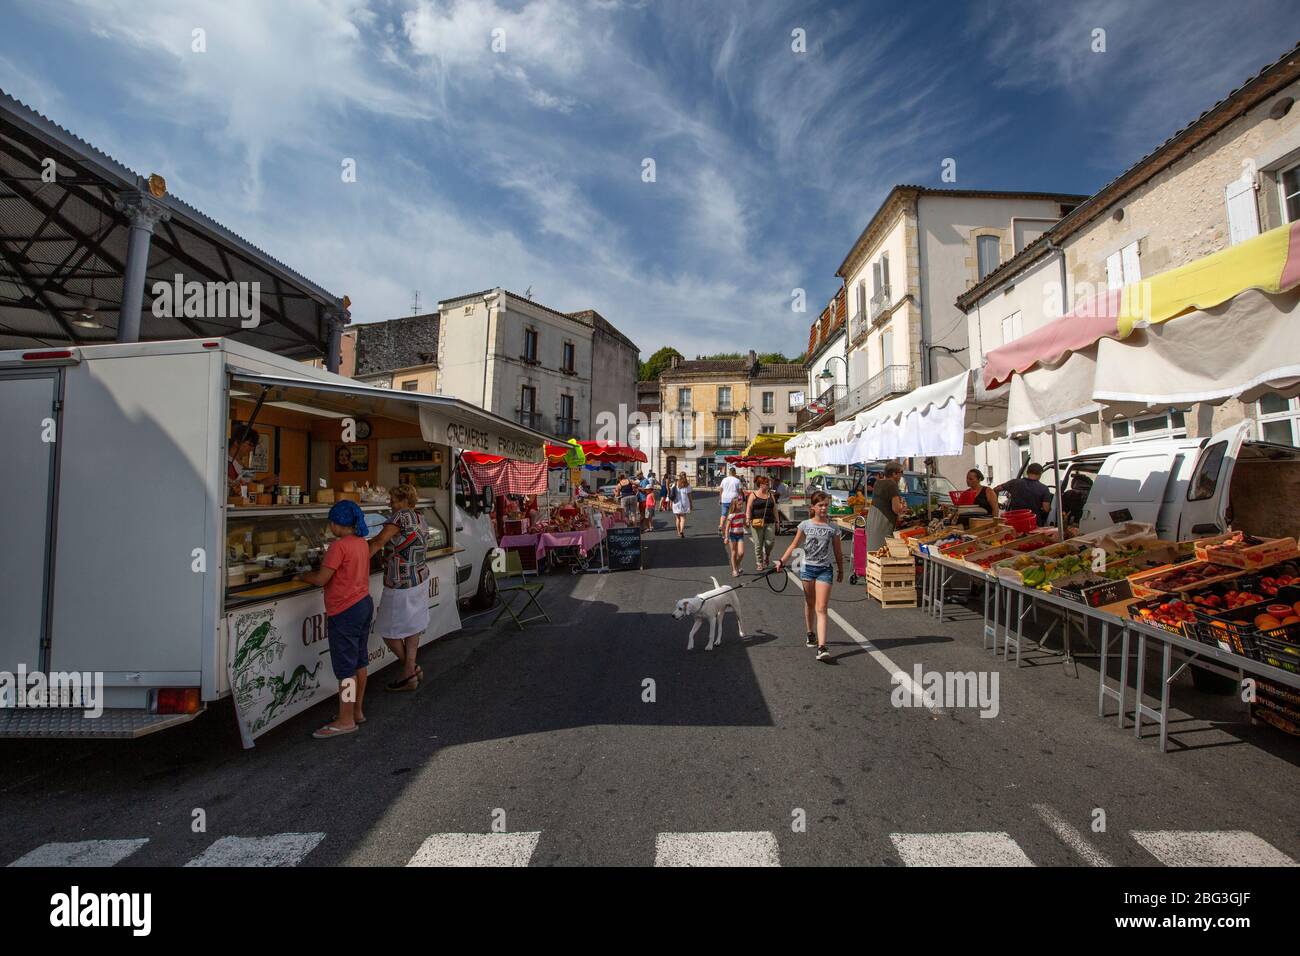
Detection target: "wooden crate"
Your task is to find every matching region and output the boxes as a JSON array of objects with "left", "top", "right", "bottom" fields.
[{"left": 866, "top": 554, "right": 917, "bottom": 608}]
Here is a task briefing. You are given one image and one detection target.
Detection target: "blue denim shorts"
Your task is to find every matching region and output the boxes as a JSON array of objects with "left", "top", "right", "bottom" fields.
[
  {"left": 327, "top": 595, "right": 374, "bottom": 680},
  {"left": 800, "top": 563, "right": 834, "bottom": 584},
  {"left": 728, "top": 532, "right": 745, "bottom": 542}
]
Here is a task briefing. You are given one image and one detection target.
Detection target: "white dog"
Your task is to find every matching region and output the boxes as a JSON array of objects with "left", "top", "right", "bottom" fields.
[{"left": 672, "top": 576, "right": 746, "bottom": 651}]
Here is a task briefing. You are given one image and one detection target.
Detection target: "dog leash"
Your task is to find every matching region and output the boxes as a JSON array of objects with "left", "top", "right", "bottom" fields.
[{"left": 714, "top": 565, "right": 790, "bottom": 595}]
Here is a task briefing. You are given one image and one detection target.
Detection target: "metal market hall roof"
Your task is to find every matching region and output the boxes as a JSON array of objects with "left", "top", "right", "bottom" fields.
[{"left": 0, "top": 88, "right": 344, "bottom": 357}]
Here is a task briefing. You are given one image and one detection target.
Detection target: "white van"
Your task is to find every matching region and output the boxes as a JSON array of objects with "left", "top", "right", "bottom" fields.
[
  {"left": 1042, "top": 421, "right": 1300, "bottom": 541},
  {"left": 0, "top": 338, "right": 532, "bottom": 743}
]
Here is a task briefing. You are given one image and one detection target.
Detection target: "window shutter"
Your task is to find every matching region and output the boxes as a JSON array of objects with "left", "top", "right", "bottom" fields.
[
  {"left": 1121, "top": 241, "right": 1141, "bottom": 284},
  {"left": 872, "top": 260, "right": 882, "bottom": 296},
  {"left": 1105, "top": 251, "right": 1123, "bottom": 290},
  {"left": 881, "top": 253, "right": 890, "bottom": 291},
  {"left": 1225, "top": 178, "right": 1260, "bottom": 245}
]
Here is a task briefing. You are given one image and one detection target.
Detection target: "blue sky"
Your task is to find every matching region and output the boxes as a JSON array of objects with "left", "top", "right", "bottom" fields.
[{"left": 1, "top": 0, "right": 1294, "bottom": 359}]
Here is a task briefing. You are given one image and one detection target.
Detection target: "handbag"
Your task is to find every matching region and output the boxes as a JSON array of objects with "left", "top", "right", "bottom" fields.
[{"left": 750, "top": 518, "right": 765, "bottom": 528}]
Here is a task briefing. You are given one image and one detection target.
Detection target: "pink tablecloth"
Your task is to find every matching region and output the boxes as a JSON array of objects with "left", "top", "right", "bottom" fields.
[
  {"left": 537, "top": 528, "right": 604, "bottom": 558},
  {"left": 498, "top": 528, "right": 605, "bottom": 560}
]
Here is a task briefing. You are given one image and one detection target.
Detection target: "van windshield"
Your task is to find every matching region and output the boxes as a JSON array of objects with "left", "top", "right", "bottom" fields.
[{"left": 822, "top": 476, "right": 853, "bottom": 492}]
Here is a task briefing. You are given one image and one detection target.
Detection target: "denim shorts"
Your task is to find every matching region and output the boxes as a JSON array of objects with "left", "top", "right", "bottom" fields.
[
  {"left": 800, "top": 563, "right": 834, "bottom": 584},
  {"left": 327, "top": 595, "right": 374, "bottom": 681},
  {"left": 728, "top": 532, "right": 745, "bottom": 542}
]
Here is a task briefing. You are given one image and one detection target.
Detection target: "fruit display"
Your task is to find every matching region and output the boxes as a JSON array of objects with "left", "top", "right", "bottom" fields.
[
  {"left": 1128, "top": 561, "right": 1242, "bottom": 597},
  {"left": 1196, "top": 532, "right": 1300, "bottom": 569},
  {"left": 1008, "top": 531, "right": 1061, "bottom": 553},
  {"left": 1128, "top": 596, "right": 1198, "bottom": 635},
  {"left": 966, "top": 547, "right": 1019, "bottom": 570}
]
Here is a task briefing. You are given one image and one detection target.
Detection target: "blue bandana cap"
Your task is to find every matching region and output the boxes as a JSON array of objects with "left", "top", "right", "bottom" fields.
[{"left": 328, "top": 500, "right": 369, "bottom": 539}]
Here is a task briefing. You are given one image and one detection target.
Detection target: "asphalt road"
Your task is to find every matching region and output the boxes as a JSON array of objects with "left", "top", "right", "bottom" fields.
[{"left": 2, "top": 491, "right": 1298, "bottom": 867}]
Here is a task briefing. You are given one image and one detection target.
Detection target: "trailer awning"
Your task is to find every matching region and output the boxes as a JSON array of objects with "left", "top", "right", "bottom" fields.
[{"left": 227, "top": 369, "right": 551, "bottom": 461}]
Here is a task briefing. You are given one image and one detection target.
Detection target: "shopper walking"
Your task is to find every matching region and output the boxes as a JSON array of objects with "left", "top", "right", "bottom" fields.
[
  {"left": 368, "top": 484, "right": 430, "bottom": 692},
  {"left": 746, "top": 475, "right": 778, "bottom": 571},
  {"left": 616, "top": 473, "right": 638, "bottom": 524},
  {"left": 725, "top": 497, "right": 747, "bottom": 577},
  {"left": 718, "top": 466, "right": 742, "bottom": 536},
  {"left": 866, "top": 460, "right": 909, "bottom": 551},
  {"left": 670, "top": 473, "right": 693, "bottom": 537},
  {"left": 775, "top": 491, "right": 843, "bottom": 663}
]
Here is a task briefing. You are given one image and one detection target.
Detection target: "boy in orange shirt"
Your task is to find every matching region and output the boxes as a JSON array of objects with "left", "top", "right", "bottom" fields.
[{"left": 299, "top": 501, "right": 374, "bottom": 738}]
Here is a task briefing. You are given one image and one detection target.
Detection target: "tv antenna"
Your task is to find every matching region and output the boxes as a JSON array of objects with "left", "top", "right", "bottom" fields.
[{"left": 411, "top": 290, "right": 421, "bottom": 315}]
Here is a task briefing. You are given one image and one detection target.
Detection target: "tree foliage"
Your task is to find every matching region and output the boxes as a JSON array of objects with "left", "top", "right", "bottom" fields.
[{"left": 638, "top": 346, "right": 683, "bottom": 381}]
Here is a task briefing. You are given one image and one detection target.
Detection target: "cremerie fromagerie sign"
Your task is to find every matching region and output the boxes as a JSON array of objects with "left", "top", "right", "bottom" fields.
[{"left": 418, "top": 405, "right": 543, "bottom": 463}]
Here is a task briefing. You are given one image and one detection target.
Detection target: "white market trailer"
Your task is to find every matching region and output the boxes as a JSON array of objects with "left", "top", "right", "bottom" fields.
[{"left": 0, "top": 338, "right": 546, "bottom": 744}]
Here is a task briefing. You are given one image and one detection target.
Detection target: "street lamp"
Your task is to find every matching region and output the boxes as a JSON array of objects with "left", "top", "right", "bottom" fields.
[{"left": 817, "top": 354, "right": 849, "bottom": 394}]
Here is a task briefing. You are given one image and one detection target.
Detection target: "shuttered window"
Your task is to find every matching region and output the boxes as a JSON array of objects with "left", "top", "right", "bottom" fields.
[
  {"left": 1106, "top": 242, "right": 1141, "bottom": 289},
  {"left": 1225, "top": 177, "right": 1260, "bottom": 245}
]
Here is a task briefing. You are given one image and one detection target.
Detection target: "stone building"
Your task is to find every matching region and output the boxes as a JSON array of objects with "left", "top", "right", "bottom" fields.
[
  {"left": 958, "top": 41, "right": 1300, "bottom": 482},
  {"left": 437, "top": 288, "right": 637, "bottom": 441},
  {"left": 836, "top": 186, "right": 1085, "bottom": 481}
]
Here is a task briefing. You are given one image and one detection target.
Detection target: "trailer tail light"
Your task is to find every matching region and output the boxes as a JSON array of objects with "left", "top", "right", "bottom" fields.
[
  {"left": 152, "top": 688, "right": 201, "bottom": 714},
  {"left": 23, "top": 350, "right": 75, "bottom": 361},
  {"left": 202, "top": 341, "right": 220, "bottom": 348}
]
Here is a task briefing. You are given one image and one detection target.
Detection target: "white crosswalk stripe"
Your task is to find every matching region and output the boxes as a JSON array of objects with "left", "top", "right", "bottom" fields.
[
  {"left": 1131, "top": 830, "right": 1297, "bottom": 867},
  {"left": 890, "top": 832, "right": 1035, "bottom": 866},
  {"left": 655, "top": 831, "right": 781, "bottom": 867},
  {"left": 184, "top": 832, "right": 325, "bottom": 867},
  {"left": 406, "top": 832, "right": 542, "bottom": 867},
  {"left": 8, "top": 838, "right": 148, "bottom": 867}
]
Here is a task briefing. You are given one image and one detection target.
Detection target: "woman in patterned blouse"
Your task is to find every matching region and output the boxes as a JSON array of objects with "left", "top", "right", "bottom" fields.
[{"left": 368, "top": 484, "right": 432, "bottom": 691}]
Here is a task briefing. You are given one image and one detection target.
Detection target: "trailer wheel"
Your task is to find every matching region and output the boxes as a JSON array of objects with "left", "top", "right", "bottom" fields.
[
  {"left": 469, "top": 561, "right": 497, "bottom": 611},
  {"left": 849, "top": 574, "right": 858, "bottom": 585}
]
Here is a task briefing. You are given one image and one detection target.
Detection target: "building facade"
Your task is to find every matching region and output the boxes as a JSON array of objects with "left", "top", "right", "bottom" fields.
[
  {"left": 437, "top": 288, "right": 637, "bottom": 441},
  {"left": 749, "top": 362, "right": 806, "bottom": 437},
  {"left": 350, "top": 313, "right": 439, "bottom": 392},
  {"left": 835, "top": 186, "right": 1085, "bottom": 480},
  {"left": 959, "top": 43, "right": 1300, "bottom": 481},
  {"left": 797, "top": 288, "right": 847, "bottom": 433},
  {"left": 658, "top": 355, "right": 752, "bottom": 485},
  {"left": 629, "top": 379, "right": 662, "bottom": 476}
]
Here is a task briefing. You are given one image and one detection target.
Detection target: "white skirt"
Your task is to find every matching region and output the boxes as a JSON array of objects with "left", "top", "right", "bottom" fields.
[{"left": 375, "top": 583, "right": 431, "bottom": 639}]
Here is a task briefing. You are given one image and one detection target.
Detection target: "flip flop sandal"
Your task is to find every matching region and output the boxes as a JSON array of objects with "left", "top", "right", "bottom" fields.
[
  {"left": 313, "top": 723, "right": 358, "bottom": 739},
  {"left": 386, "top": 674, "right": 418, "bottom": 692}
]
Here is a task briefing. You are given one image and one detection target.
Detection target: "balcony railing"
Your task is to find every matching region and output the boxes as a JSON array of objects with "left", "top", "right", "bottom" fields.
[
  {"left": 662, "top": 433, "right": 742, "bottom": 448},
  {"left": 556, "top": 416, "right": 580, "bottom": 438},
  {"left": 795, "top": 382, "right": 845, "bottom": 430},
  {"left": 870, "top": 286, "right": 891, "bottom": 321},
  {"left": 516, "top": 409, "right": 544, "bottom": 430},
  {"left": 833, "top": 364, "right": 910, "bottom": 420},
  {"left": 849, "top": 312, "right": 868, "bottom": 344}
]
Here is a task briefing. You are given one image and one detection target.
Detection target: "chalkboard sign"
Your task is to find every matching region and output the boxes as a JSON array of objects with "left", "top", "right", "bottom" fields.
[{"left": 605, "top": 526, "right": 642, "bottom": 571}]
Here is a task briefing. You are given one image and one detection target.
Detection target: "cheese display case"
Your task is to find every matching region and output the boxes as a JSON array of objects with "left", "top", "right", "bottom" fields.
[{"left": 224, "top": 502, "right": 449, "bottom": 609}]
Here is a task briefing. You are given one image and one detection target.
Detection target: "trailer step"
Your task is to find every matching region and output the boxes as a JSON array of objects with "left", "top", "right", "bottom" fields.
[{"left": 0, "top": 708, "right": 201, "bottom": 738}]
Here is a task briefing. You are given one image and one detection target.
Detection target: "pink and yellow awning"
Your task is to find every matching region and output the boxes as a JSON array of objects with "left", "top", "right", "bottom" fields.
[{"left": 984, "top": 220, "right": 1300, "bottom": 389}]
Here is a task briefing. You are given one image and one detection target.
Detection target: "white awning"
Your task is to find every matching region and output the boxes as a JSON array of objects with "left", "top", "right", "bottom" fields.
[
  {"left": 1006, "top": 288, "right": 1300, "bottom": 434},
  {"left": 227, "top": 369, "right": 550, "bottom": 461},
  {"left": 788, "top": 419, "right": 858, "bottom": 468},
  {"left": 849, "top": 369, "right": 1009, "bottom": 459}
]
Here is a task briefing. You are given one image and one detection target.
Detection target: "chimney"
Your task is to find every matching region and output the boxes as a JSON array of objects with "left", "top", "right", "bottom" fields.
[
  {"left": 670, "top": 354, "right": 681, "bottom": 369},
  {"left": 747, "top": 349, "right": 757, "bottom": 369}
]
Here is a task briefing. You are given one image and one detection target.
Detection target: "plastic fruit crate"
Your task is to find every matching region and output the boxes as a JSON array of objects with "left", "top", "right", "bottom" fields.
[{"left": 1125, "top": 595, "right": 1196, "bottom": 637}]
